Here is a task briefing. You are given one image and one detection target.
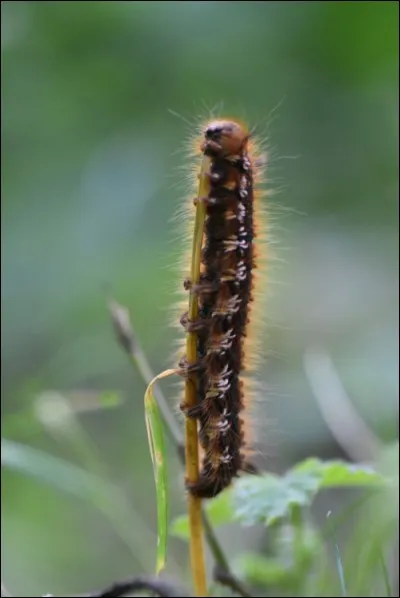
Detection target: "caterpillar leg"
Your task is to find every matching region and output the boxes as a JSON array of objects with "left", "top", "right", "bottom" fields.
[
  {"left": 180, "top": 400, "right": 204, "bottom": 420},
  {"left": 183, "top": 277, "right": 192, "bottom": 291},
  {"left": 193, "top": 193, "right": 228, "bottom": 208},
  {"left": 177, "top": 355, "right": 203, "bottom": 379},
  {"left": 193, "top": 185, "right": 238, "bottom": 208},
  {"left": 193, "top": 195, "right": 216, "bottom": 207},
  {"left": 179, "top": 311, "right": 208, "bottom": 333},
  {"left": 183, "top": 276, "right": 217, "bottom": 296}
]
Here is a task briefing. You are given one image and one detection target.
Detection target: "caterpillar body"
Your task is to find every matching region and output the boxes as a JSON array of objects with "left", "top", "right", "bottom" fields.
[{"left": 176, "top": 118, "right": 267, "bottom": 499}]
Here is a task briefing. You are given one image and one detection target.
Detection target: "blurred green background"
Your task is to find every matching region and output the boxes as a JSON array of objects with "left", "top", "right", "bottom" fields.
[{"left": 1, "top": 1, "right": 398, "bottom": 596}]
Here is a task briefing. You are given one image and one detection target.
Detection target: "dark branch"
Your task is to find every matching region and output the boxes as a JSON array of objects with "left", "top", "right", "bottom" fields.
[
  {"left": 44, "top": 575, "right": 191, "bottom": 598},
  {"left": 213, "top": 566, "right": 253, "bottom": 598}
]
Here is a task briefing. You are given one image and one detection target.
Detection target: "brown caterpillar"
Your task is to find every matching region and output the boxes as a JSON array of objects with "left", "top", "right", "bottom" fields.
[{"left": 175, "top": 118, "right": 267, "bottom": 499}]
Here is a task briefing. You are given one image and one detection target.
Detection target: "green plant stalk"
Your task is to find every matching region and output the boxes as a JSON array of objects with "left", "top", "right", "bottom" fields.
[
  {"left": 122, "top": 319, "right": 252, "bottom": 598},
  {"left": 109, "top": 267, "right": 253, "bottom": 594},
  {"left": 377, "top": 546, "right": 392, "bottom": 597},
  {"left": 184, "top": 155, "right": 211, "bottom": 596}
]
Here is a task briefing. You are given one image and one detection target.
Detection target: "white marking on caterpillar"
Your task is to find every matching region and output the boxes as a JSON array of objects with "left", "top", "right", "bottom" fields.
[
  {"left": 220, "top": 447, "right": 233, "bottom": 464},
  {"left": 211, "top": 294, "right": 242, "bottom": 317},
  {"left": 209, "top": 328, "right": 235, "bottom": 353},
  {"left": 205, "top": 364, "right": 233, "bottom": 398},
  {"left": 223, "top": 236, "right": 240, "bottom": 252},
  {"left": 238, "top": 202, "right": 246, "bottom": 223},
  {"left": 217, "top": 364, "right": 233, "bottom": 392},
  {"left": 242, "top": 157, "right": 251, "bottom": 171},
  {"left": 220, "top": 328, "right": 235, "bottom": 352},
  {"left": 236, "top": 261, "right": 247, "bottom": 282},
  {"left": 217, "top": 417, "right": 231, "bottom": 434}
]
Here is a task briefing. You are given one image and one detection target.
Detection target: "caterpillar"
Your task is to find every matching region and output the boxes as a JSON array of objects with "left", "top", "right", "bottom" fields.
[{"left": 175, "top": 117, "right": 267, "bottom": 499}]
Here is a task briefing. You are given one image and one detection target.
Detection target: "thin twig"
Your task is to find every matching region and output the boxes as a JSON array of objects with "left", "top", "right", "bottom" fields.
[
  {"left": 43, "top": 575, "right": 190, "bottom": 598},
  {"left": 202, "top": 515, "right": 229, "bottom": 572},
  {"left": 109, "top": 299, "right": 253, "bottom": 597},
  {"left": 213, "top": 567, "right": 254, "bottom": 598},
  {"left": 109, "top": 298, "right": 183, "bottom": 449},
  {"left": 77, "top": 575, "right": 190, "bottom": 598}
]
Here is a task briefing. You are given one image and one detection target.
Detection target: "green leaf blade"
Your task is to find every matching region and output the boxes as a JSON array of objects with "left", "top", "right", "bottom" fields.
[
  {"left": 144, "top": 370, "right": 173, "bottom": 574},
  {"left": 1, "top": 438, "right": 106, "bottom": 501},
  {"left": 293, "top": 458, "right": 385, "bottom": 488},
  {"left": 231, "top": 459, "right": 387, "bottom": 528}
]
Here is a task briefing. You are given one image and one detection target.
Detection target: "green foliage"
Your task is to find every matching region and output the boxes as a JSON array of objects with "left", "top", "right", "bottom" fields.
[
  {"left": 234, "top": 524, "right": 321, "bottom": 591},
  {"left": 170, "top": 458, "right": 386, "bottom": 538},
  {"left": 3, "top": 433, "right": 397, "bottom": 596},
  {"left": 170, "top": 457, "right": 396, "bottom": 595}
]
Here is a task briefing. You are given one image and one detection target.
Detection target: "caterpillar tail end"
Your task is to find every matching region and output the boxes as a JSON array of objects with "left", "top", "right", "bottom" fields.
[{"left": 185, "top": 460, "right": 241, "bottom": 499}]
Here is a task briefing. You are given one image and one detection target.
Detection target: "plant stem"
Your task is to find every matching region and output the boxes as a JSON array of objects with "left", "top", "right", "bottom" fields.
[
  {"left": 109, "top": 157, "right": 209, "bottom": 595},
  {"left": 115, "top": 314, "right": 252, "bottom": 597},
  {"left": 184, "top": 155, "right": 210, "bottom": 596},
  {"left": 109, "top": 206, "right": 254, "bottom": 596}
]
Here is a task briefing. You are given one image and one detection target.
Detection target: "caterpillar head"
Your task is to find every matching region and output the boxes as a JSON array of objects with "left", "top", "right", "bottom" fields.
[{"left": 202, "top": 120, "right": 249, "bottom": 157}]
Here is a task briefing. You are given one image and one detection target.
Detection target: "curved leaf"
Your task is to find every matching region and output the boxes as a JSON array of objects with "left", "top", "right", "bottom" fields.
[{"left": 144, "top": 369, "right": 175, "bottom": 574}]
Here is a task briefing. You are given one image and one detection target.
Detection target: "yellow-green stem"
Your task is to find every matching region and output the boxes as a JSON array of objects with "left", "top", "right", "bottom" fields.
[{"left": 185, "top": 155, "right": 210, "bottom": 596}]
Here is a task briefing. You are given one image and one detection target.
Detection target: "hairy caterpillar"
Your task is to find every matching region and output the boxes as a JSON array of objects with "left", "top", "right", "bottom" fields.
[{"left": 175, "top": 117, "right": 268, "bottom": 499}]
